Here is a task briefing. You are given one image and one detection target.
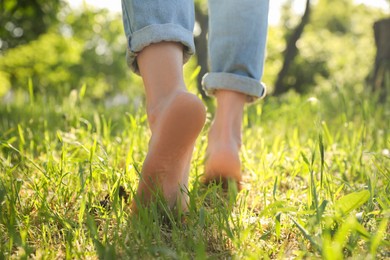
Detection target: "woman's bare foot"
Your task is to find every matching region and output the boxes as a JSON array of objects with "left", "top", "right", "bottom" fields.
[
  {"left": 204, "top": 128, "right": 242, "bottom": 190},
  {"left": 132, "top": 90, "right": 206, "bottom": 212},
  {"left": 203, "top": 90, "right": 246, "bottom": 190},
  {"left": 130, "top": 42, "right": 206, "bottom": 213}
]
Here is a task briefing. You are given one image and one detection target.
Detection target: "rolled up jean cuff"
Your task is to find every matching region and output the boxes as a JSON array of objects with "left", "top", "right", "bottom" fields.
[
  {"left": 202, "top": 72, "right": 267, "bottom": 102},
  {"left": 126, "top": 23, "right": 195, "bottom": 74}
]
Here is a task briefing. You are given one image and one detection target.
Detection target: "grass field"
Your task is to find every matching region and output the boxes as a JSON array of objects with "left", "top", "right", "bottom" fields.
[{"left": 0, "top": 81, "right": 389, "bottom": 259}]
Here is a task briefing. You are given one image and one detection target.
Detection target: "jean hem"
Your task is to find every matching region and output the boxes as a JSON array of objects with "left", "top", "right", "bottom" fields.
[
  {"left": 202, "top": 72, "right": 267, "bottom": 102},
  {"left": 126, "top": 24, "right": 195, "bottom": 74}
]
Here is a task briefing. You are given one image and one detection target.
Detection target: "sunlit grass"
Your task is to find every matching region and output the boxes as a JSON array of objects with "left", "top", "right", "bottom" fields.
[{"left": 0, "top": 82, "right": 389, "bottom": 259}]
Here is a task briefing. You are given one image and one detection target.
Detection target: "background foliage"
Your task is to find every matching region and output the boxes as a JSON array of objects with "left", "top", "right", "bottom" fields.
[
  {"left": 0, "top": 0, "right": 387, "bottom": 101},
  {"left": 0, "top": 0, "right": 65, "bottom": 51},
  {"left": 0, "top": 2, "right": 139, "bottom": 101}
]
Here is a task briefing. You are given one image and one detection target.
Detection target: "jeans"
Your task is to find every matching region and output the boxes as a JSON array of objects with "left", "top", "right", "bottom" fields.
[{"left": 121, "top": 0, "right": 269, "bottom": 101}]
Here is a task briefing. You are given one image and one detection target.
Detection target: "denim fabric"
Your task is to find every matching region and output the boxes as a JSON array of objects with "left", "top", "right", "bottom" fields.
[
  {"left": 121, "top": 0, "right": 195, "bottom": 74},
  {"left": 203, "top": 0, "right": 269, "bottom": 101},
  {"left": 121, "top": 0, "right": 269, "bottom": 101}
]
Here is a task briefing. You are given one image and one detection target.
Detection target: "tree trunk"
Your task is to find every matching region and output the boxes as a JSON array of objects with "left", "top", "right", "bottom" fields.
[
  {"left": 194, "top": 3, "right": 209, "bottom": 100},
  {"left": 273, "top": 0, "right": 312, "bottom": 96},
  {"left": 372, "top": 18, "right": 390, "bottom": 102}
]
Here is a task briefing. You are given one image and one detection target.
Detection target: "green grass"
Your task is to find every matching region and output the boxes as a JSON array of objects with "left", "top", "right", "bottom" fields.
[{"left": 0, "top": 83, "right": 389, "bottom": 259}]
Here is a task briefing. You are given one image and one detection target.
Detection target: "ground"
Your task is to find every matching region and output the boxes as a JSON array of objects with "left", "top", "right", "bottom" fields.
[{"left": 0, "top": 86, "right": 389, "bottom": 259}]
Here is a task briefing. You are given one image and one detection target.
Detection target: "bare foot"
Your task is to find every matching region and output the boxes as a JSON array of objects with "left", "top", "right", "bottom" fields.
[
  {"left": 203, "top": 124, "right": 242, "bottom": 190},
  {"left": 132, "top": 90, "right": 206, "bottom": 212},
  {"left": 203, "top": 90, "right": 246, "bottom": 190}
]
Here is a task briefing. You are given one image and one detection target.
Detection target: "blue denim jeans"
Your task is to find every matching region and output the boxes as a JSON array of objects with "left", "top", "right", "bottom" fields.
[{"left": 121, "top": 0, "right": 269, "bottom": 101}]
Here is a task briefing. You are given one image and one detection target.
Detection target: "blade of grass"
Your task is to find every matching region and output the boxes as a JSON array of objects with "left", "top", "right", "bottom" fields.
[{"left": 289, "top": 215, "right": 322, "bottom": 254}]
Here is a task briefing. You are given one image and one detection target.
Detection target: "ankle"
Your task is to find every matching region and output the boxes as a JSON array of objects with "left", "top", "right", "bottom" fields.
[
  {"left": 211, "top": 90, "right": 246, "bottom": 144},
  {"left": 208, "top": 122, "right": 242, "bottom": 150}
]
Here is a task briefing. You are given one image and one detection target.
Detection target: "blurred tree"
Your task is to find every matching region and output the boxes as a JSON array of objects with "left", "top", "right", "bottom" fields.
[
  {"left": 372, "top": 17, "right": 390, "bottom": 102},
  {"left": 64, "top": 8, "right": 135, "bottom": 99},
  {"left": 0, "top": 0, "right": 65, "bottom": 52},
  {"left": 314, "top": 0, "right": 354, "bottom": 35},
  {"left": 194, "top": 1, "right": 209, "bottom": 100},
  {"left": 0, "top": 32, "right": 83, "bottom": 96},
  {"left": 273, "top": 0, "right": 312, "bottom": 96},
  {"left": 0, "top": 7, "right": 136, "bottom": 100},
  {"left": 269, "top": 0, "right": 385, "bottom": 95}
]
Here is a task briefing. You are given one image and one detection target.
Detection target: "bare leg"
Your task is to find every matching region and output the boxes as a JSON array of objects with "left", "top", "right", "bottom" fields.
[
  {"left": 132, "top": 42, "right": 206, "bottom": 212},
  {"left": 204, "top": 90, "right": 246, "bottom": 190}
]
